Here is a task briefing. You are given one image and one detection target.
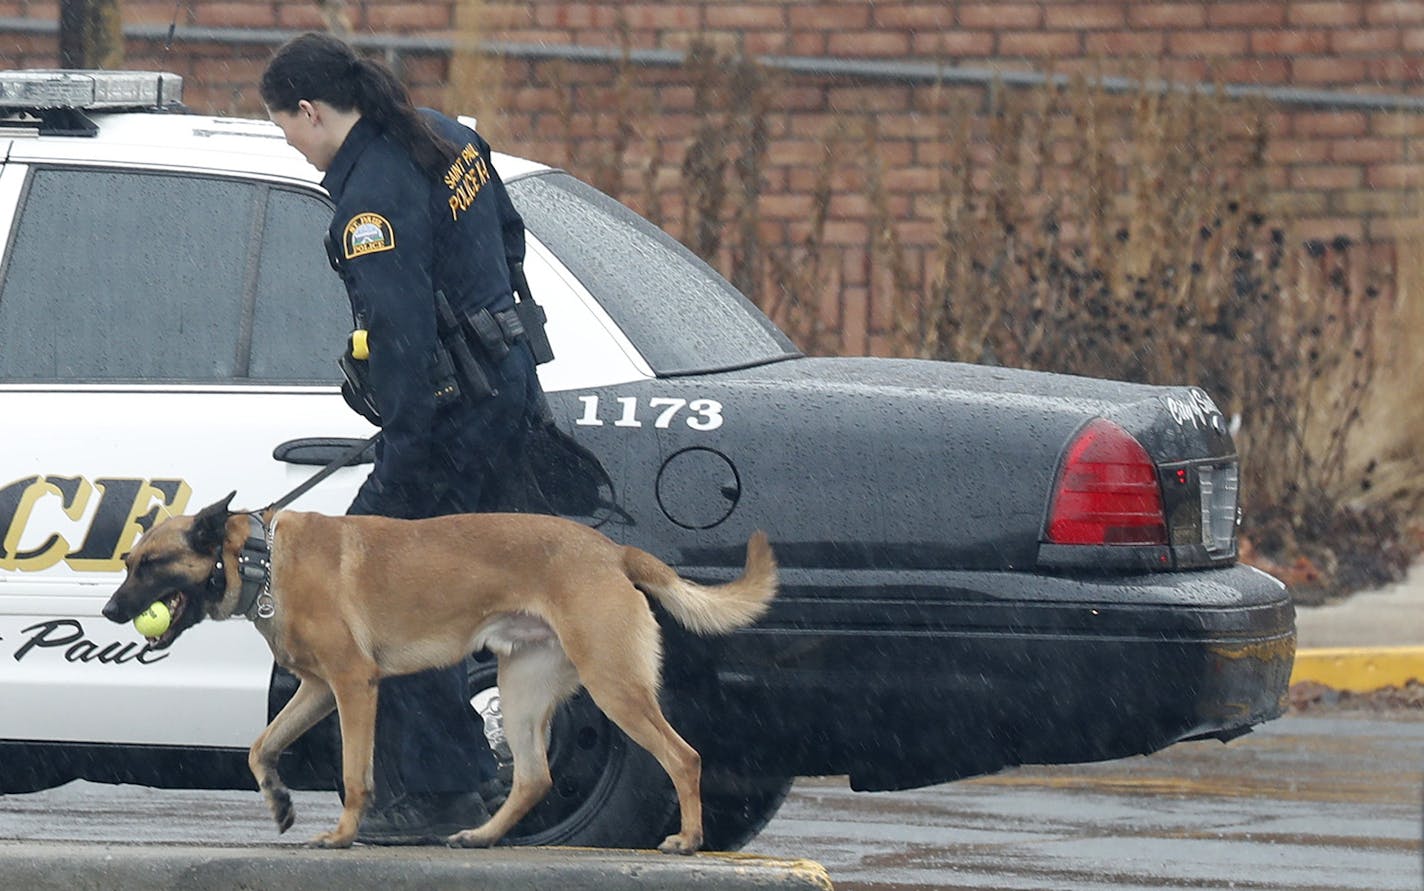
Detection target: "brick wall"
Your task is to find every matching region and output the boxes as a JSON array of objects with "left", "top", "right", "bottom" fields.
[{"left": 0, "top": 1, "right": 1419, "bottom": 355}]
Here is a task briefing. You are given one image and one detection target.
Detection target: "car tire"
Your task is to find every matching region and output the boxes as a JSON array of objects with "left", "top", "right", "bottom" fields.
[
  {"left": 466, "top": 657, "right": 789, "bottom": 850},
  {"left": 698, "top": 768, "right": 794, "bottom": 851},
  {"left": 467, "top": 657, "right": 678, "bottom": 848}
]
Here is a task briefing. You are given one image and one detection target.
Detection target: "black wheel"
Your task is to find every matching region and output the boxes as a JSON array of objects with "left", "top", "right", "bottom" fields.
[
  {"left": 698, "top": 768, "right": 794, "bottom": 851},
  {"left": 467, "top": 658, "right": 794, "bottom": 850},
  {"left": 467, "top": 658, "right": 678, "bottom": 848}
]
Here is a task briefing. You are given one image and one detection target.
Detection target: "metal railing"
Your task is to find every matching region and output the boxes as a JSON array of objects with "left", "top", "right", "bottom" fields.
[{"left": 0, "top": 18, "right": 1421, "bottom": 114}]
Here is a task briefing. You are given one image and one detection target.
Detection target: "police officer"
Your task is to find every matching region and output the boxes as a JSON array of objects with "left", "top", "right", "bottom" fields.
[{"left": 260, "top": 32, "right": 542, "bottom": 845}]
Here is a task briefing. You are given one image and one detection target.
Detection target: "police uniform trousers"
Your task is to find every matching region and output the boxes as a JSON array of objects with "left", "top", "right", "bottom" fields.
[{"left": 348, "top": 343, "right": 542, "bottom": 801}]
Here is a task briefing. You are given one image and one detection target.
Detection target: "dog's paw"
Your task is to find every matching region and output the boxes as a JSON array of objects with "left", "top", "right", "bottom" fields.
[
  {"left": 447, "top": 828, "right": 496, "bottom": 849},
  {"left": 657, "top": 832, "right": 702, "bottom": 855},
  {"left": 271, "top": 790, "right": 295, "bottom": 834},
  {"left": 306, "top": 831, "right": 355, "bottom": 849}
]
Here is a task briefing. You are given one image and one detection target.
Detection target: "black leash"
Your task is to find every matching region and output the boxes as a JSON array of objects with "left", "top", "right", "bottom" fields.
[
  {"left": 230, "top": 432, "right": 379, "bottom": 621},
  {"left": 263, "top": 432, "right": 381, "bottom": 514}
]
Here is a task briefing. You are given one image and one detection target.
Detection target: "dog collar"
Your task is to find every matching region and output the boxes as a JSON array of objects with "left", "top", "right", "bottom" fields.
[{"left": 234, "top": 513, "right": 275, "bottom": 621}]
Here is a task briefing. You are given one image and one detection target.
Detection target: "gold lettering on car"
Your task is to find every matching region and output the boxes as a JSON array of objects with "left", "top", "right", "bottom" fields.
[{"left": 0, "top": 476, "right": 191, "bottom": 573}]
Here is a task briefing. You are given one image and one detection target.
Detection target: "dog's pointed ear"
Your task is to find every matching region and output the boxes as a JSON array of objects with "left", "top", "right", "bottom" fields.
[{"left": 187, "top": 491, "right": 236, "bottom": 555}]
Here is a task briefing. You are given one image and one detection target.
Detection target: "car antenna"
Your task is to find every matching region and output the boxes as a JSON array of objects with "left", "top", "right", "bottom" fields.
[{"left": 164, "top": 1, "right": 181, "bottom": 54}]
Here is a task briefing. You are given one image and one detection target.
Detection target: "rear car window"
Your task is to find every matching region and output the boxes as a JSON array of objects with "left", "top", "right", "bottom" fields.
[
  {"left": 247, "top": 188, "right": 352, "bottom": 382},
  {"left": 508, "top": 171, "right": 798, "bottom": 376},
  {"left": 0, "top": 167, "right": 347, "bottom": 384}
]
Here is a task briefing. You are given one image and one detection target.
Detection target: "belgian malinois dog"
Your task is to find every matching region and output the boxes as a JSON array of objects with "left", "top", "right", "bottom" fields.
[{"left": 101, "top": 493, "right": 777, "bottom": 853}]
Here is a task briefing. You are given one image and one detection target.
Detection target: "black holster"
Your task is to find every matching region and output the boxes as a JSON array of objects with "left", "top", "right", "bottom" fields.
[
  {"left": 338, "top": 338, "right": 381, "bottom": 427},
  {"left": 510, "top": 262, "right": 554, "bottom": 365},
  {"left": 435, "top": 280, "right": 554, "bottom": 408},
  {"left": 337, "top": 329, "right": 463, "bottom": 428},
  {"left": 435, "top": 290, "right": 498, "bottom": 405}
]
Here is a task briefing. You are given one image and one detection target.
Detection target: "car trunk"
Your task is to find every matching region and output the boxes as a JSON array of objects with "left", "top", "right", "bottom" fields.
[{"left": 701, "top": 356, "right": 1238, "bottom": 574}]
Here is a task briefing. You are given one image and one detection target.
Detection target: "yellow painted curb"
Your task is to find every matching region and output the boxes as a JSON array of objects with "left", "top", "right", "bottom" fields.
[
  {"left": 703, "top": 852, "right": 835, "bottom": 891},
  {"left": 1290, "top": 646, "right": 1424, "bottom": 692}
]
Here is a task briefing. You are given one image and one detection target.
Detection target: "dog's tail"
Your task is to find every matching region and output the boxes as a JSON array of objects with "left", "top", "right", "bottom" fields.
[{"left": 622, "top": 531, "right": 777, "bottom": 635}]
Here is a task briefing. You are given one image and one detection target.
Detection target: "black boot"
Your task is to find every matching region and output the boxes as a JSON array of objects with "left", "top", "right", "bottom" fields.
[{"left": 357, "top": 791, "right": 491, "bottom": 846}]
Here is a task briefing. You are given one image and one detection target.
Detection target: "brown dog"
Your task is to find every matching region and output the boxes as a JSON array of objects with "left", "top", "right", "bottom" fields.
[{"left": 101, "top": 493, "right": 777, "bottom": 853}]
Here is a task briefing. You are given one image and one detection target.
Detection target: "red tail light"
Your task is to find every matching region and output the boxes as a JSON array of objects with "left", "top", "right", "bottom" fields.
[{"left": 1048, "top": 419, "right": 1167, "bottom": 545}]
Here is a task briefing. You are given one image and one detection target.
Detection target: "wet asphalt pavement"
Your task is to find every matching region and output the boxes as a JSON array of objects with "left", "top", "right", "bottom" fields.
[
  {"left": 743, "top": 711, "right": 1424, "bottom": 890},
  {"left": 0, "top": 711, "right": 1419, "bottom": 890}
]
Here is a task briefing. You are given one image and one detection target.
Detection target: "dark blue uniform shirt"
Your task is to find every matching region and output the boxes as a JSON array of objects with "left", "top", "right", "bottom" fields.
[{"left": 321, "top": 112, "right": 528, "bottom": 516}]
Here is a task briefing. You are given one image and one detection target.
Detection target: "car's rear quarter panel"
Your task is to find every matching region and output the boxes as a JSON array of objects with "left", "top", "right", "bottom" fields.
[
  {"left": 550, "top": 358, "right": 1293, "bottom": 789},
  {"left": 564, "top": 356, "right": 1236, "bottom": 572}
]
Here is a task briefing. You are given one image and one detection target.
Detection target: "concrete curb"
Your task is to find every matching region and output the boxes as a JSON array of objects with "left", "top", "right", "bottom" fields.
[
  {"left": 0, "top": 840, "right": 835, "bottom": 891},
  {"left": 1290, "top": 646, "right": 1424, "bottom": 693}
]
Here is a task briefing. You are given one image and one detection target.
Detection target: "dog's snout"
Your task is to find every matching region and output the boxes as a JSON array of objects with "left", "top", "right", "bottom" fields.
[{"left": 102, "top": 583, "right": 142, "bottom": 624}]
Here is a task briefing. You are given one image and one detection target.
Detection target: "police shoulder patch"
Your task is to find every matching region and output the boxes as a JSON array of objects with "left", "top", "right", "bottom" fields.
[{"left": 343, "top": 212, "right": 396, "bottom": 259}]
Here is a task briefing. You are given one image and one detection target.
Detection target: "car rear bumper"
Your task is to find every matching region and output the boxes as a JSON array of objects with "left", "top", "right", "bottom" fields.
[{"left": 671, "top": 563, "right": 1294, "bottom": 791}]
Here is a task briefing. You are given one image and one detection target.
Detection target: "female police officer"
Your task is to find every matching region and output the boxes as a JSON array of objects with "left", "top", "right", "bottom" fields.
[{"left": 261, "top": 32, "right": 542, "bottom": 845}]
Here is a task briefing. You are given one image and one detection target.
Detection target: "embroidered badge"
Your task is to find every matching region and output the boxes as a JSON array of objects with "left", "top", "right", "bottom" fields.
[{"left": 343, "top": 212, "right": 395, "bottom": 259}]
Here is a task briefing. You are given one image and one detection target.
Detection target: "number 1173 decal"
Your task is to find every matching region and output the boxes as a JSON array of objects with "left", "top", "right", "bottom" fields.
[{"left": 574, "top": 395, "right": 724, "bottom": 431}]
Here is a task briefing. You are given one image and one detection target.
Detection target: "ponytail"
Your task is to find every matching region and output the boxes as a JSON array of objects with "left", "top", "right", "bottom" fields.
[
  {"left": 261, "top": 32, "right": 460, "bottom": 180},
  {"left": 346, "top": 56, "right": 461, "bottom": 179}
]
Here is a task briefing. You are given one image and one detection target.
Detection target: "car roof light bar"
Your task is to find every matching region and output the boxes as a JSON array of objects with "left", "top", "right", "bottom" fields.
[{"left": 0, "top": 70, "right": 183, "bottom": 110}]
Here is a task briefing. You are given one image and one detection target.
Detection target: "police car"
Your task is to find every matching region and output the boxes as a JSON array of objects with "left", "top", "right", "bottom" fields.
[{"left": 0, "top": 70, "right": 1295, "bottom": 850}]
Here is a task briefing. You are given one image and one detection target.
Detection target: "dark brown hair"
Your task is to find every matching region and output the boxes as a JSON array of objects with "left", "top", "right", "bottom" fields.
[{"left": 260, "top": 32, "right": 458, "bottom": 178}]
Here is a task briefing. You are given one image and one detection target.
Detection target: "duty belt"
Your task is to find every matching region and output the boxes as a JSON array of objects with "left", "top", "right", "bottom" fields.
[
  {"left": 432, "top": 290, "right": 529, "bottom": 406},
  {"left": 338, "top": 265, "right": 553, "bottom": 427}
]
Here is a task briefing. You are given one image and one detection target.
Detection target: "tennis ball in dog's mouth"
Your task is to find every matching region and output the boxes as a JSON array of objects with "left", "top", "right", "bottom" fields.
[{"left": 134, "top": 601, "right": 172, "bottom": 639}]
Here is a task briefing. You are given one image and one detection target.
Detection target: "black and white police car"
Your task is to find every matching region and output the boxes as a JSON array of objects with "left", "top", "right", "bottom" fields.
[{"left": 0, "top": 70, "right": 1294, "bottom": 850}]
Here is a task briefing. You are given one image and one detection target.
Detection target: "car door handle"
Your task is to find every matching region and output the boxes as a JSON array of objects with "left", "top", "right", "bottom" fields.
[{"left": 273, "top": 438, "right": 376, "bottom": 466}]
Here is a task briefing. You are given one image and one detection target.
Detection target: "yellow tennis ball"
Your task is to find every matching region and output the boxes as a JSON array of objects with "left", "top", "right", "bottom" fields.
[
  {"left": 134, "top": 601, "right": 172, "bottom": 638},
  {"left": 350, "top": 329, "right": 370, "bottom": 360}
]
